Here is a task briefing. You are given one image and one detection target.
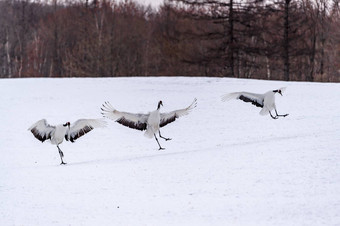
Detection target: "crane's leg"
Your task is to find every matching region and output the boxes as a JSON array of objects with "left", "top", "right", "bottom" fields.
[
  {"left": 275, "top": 109, "right": 289, "bottom": 118},
  {"left": 57, "top": 145, "right": 66, "bottom": 165},
  {"left": 154, "top": 134, "right": 165, "bottom": 150},
  {"left": 269, "top": 111, "right": 278, "bottom": 119},
  {"left": 159, "top": 131, "right": 171, "bottom": 141}
]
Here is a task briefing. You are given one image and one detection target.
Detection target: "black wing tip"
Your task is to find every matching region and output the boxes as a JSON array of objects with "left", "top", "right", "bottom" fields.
[
  {"left": 116, "top": 117, "right": 147, "bottom": 131},
  {"left": 30, "top": 128, "right": 51, "bottom": 142},
  {"left": 191, "top": 98, "right": 198, "bottom": 109},
  {"left": 160, "top": 114, "right": 177, "bottom": 128},
  {"left": 101, "top": 101, "right": 115, "bottom": 113},
  {"left": 103, "top": 101, "right": 111, "bottom": 107},
  {"left": 69, "top": 125, "right": 94, "bottom": 142},
  {"left": 239, "top": 95, "right": 263, "bottom": 108},
  {"left": 193, "top": 98, "right": 198, "bottom": 107}
]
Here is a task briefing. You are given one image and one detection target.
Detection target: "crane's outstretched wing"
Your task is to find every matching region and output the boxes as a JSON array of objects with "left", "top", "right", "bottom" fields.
[
  {"left": 221, "top": 92, "right": 264, "bottom": 108},
  {"left": 101, "top": 102, "right": 148, "bottom": 131},
  {"left": 28, "top": 119, "right": 55, "bottom": 142},
  {"left": 67, "top": 119, "right": 107, "bottom": 142},
  {"left": 160, "top": 98, "right": 197, "bottom": 128}
]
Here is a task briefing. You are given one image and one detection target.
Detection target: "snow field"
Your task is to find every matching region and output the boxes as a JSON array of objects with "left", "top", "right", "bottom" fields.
[{"left": 0, "top": 77, "right": 339, "bottom": 225}]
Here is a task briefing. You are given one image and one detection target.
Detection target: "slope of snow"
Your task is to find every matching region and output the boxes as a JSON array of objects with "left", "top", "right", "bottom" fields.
[{"left": 1, "top": 77, "right": 339, "bottom": 226}]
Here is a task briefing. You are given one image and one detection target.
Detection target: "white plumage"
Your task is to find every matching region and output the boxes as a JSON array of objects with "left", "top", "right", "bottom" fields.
[
  {"left": 221, "top": 88, "right": 289, "bottom": 119},
  {"left": 28, "top": 119, "right": 106, "bottom": 164},
  {"left": 101, "top": 98, "right": 197, "bottom": 150}
]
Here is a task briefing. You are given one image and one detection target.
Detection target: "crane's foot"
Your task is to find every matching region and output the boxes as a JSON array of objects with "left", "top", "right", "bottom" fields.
[
  {"left": 60, "top": 162, "right": 67, "bottom": 165},
  {"left": 160, "top": 136, "right": 171, "bottom": 141},
  {"left": 159, "top": 131, "right": 172, "bottom": 141},
  {"left": 158, "top": 147, "right": 165, "bottom": 151},
  {"left": 269, "top": 111, "right": 278, "bottom": 119}
]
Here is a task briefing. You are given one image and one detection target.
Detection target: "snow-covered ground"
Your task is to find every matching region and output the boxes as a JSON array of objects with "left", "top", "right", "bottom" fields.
[{"left": 1, "top": 77, "right": 339, "bottom": 226}]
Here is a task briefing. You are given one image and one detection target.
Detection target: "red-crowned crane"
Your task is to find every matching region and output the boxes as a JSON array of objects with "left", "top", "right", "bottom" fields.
[
  {"left": 222, "top": 88, "right": 289, "bottom": 119},
  {"left": 28, "top": 119, "right": 106, "bottom": 164},
  {"left": 101, "top": 99, "right": 197, "bottom": 150}
]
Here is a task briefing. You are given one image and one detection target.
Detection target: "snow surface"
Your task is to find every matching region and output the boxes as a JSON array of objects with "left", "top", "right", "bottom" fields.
[{"left": 1, "top": 77, "right": 340, "bottom": 226}]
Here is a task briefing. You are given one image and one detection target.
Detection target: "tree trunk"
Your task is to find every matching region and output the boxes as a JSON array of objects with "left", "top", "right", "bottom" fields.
[
  {"left": 309, "top": 25, "right": 316, "bottom": 81},
  {"left": 283, "top": 0, "right": 290, "bottom": 81},
  {"left": 228, "top": 0, "right": 235, "bottom": 77},
  {"left": 52, "top": 0, "right": 60, "bottom": 77},
  {"left": 320, "top": 0, "right": 326, "bottom": 79},
  {"left": 5, "top": 28, "right": 12, "bottom": 78}
]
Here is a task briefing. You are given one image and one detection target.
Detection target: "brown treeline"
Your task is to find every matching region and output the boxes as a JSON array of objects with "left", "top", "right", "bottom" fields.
[{"left": 0, "top": 0, "right": 339, "bottom": 81}]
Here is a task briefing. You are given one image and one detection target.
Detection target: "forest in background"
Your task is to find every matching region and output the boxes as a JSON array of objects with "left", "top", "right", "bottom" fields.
[{"left": 0, "top": 0, "right": 339, "bottom": 81}]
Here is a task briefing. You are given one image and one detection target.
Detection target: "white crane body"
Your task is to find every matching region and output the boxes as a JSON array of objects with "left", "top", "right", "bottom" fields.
[
  {"left": 222, "top": 88, "right": 288, "bottom": 119},
  {"left": 28, "top": 119, "right": 106, "bottom": 164},
  {"left": 102, "top": 99, "right": 197, "bottom": 150},
  {"left": 145, "top": 109, "right": 161, "bottom": 138}
]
